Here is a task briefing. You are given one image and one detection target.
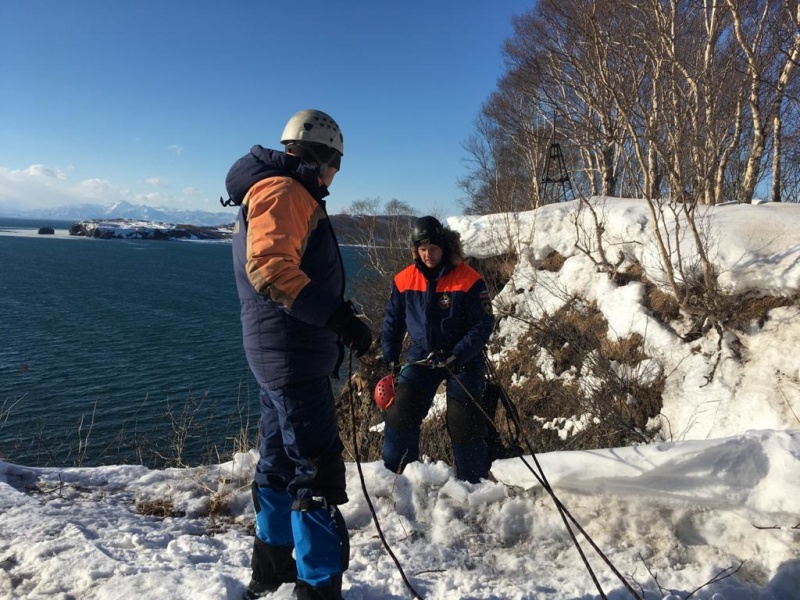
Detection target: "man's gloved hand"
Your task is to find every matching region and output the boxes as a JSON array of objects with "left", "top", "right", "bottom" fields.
[
  {"left": 431, "top": 351, "right": 459, "bottom": 370},
  {"left": 327, "top": 301, "right": 373, "bottom": 357},
  {"left": 381, "top": 359, "right": 401, "bottom": 378}
]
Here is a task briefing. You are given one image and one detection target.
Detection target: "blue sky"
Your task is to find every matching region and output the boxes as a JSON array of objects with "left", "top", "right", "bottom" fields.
[{"left": 0, "top": 0, "right": 533, "bottom": 218}]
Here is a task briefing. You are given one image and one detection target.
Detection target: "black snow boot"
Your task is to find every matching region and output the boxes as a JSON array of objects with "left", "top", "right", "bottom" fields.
[
  {"left": 295, "top": 576, "right": 343, "bottom": 600},
  {"left": 245, "top": 538, "right": 297, "bottom": 598}
]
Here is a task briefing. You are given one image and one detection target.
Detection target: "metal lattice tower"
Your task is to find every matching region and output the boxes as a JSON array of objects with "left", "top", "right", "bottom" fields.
[{"left": 540, "top": 116, "right": 574, "bottom": 204}]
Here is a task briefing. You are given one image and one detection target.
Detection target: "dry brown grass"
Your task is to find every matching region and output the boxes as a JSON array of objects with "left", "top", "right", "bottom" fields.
[
  {"left": 337, "top": 354, "right": 389, "bottom": 463},
  {"left": 466, "top": 253, "right": 517, "bottom": 297},
  {"left": 136, "top": 498, "right": 185, "bottom": 518},
  {"left": 488, "top": 300, "right": 666, "bottom": 452},
  {"left": 539, "top": 250, "right": 567, "bottom": 272},
  {"left": 533, "top": 300, "right": 608, "bottom": 374},
  {"left": 723, "top": 294, "right": 800, "bottom": 331},
  {"left": 614, "top": 261, "right": 682, "bottom": 324}
]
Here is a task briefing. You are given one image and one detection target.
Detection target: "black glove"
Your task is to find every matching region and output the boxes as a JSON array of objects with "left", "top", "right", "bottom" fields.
[
  {"left": 327, "top": 301, "right": 373, "bottom": 357},
  {"left": 432, "top": 351, "right": 459, "bottom": 370}
]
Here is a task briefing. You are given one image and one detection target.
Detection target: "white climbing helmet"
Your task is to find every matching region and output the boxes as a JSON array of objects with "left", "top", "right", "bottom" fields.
[{"left": 280, "top": 109, "right": 344, "bottom": 156}]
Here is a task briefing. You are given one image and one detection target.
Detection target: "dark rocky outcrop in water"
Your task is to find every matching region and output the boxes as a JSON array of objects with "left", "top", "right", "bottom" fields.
[
  {"left": 68, "top": 214, "right": 416, "bottom": 245},
  {"left": 38, "top": 227, "right": 55, "bottom": 235},
  {"left": 69, "top": 220, "right": 232, "bottom": 241}
]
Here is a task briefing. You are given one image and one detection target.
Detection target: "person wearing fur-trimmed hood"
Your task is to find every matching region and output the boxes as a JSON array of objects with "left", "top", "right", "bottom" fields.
[{"left": 380, "top": 216, "right": 495, "bottom": 482}]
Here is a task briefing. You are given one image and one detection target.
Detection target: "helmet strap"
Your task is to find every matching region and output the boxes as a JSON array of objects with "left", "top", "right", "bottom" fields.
[{"left": 286, "top": 142, "right": 341, "bottom": 174}]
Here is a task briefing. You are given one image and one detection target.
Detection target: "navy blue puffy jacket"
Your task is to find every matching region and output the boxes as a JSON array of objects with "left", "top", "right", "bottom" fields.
[
  {"left": 381, "top": 260, "right": 494, "bottom": 368},
  {"left": 226, "top": 146, "right": 346, "bottom": 387}
]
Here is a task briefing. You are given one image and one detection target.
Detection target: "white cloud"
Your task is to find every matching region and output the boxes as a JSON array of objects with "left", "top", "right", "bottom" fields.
[
  {"left": 0, "top": 162, "right": 219, "bottom": 213},
  {"left": 76, "top": 178, "right": 121, "bottom": 199},
  {"left": 167, "top": 144, "right": 184, "bottom": 156},
  {"left": 136, "top": 191, "right": 168, "bottom": 204},
  {"left": 0, "top": 164, "right": 132, "bottom": 209},
  {"left": 22, "top": 164, "right": 67, "bottom": 179}
]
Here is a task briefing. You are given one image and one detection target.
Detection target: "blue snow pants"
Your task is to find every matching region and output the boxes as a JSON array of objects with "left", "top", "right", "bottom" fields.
[
  {"left": 382, "top": 363, "right": 489, "bottom": 483},
  {"left": 253, "top": 376, "right": 348, "bottom": 588}
]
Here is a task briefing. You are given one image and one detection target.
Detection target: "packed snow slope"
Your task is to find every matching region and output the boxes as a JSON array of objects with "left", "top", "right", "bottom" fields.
[
  {"left": 1, "top": 197, "right": 798, "bottom": 599},
  {"left": 450, "top": 198, "right": 800, "bottom": 442}
]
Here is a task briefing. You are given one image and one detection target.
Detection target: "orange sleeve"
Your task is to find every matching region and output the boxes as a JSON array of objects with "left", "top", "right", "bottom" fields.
[{"left": 242, "top": 177, "right": 318, "bottom": 309}]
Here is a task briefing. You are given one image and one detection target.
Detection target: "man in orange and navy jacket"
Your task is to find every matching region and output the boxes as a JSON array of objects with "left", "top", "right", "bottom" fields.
[
  {"left": 380, "top": 216, "right": 494, "bottom": 483},
  {"left": 225, "top": 109, "right": 371, "bottom": 600}
]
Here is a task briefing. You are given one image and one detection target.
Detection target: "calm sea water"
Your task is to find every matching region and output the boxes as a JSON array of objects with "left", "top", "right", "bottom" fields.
[{"left": 0, "top": 217, "right": 363, "bottom": 468}]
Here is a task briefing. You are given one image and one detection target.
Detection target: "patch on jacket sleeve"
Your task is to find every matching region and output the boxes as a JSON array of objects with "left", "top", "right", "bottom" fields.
[{"left": 480, "top": 290, "right": 493, "bottom": 315}]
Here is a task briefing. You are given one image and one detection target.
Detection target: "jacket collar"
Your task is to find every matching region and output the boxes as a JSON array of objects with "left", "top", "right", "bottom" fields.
[
  {"left": 249, "top": 145, "right": 330, "bottom": 204},
  {"left": 415, "top": 259, "right": 453, "bottom": 281}
]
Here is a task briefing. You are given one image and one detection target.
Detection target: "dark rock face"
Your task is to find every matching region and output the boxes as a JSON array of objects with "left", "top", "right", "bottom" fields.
[{"left": 38, "top": 227, "right": 55, "bottom": 235}]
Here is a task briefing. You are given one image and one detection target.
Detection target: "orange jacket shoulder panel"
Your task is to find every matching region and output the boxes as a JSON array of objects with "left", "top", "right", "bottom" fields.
[
  {"left": 436, "top": 263, "right": 482, "bottom": 294},
  {"left": 243, "top": 177, "right": 319, "bottom": 306},
  {"left": 394, "top": 264, "right": 427, "bottom": 293}
]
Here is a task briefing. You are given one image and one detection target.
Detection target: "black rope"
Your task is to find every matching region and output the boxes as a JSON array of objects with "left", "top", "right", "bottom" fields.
[
  {"left": 345, "top": 352, "right": 424, "bottom": 599},
  {"left": 343, "top": 347, "right": 641, "bottom": 599},
  {"left": 440, "top": 357, "right": 606, "bottom": 599},
  {"left": 480, "top": 351, "right": 644, "bottom": 600}
]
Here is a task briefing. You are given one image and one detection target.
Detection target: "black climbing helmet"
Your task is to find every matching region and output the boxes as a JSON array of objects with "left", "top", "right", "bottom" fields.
[{"left": 411, "top": 216, "right": 445, "bottom": 248}]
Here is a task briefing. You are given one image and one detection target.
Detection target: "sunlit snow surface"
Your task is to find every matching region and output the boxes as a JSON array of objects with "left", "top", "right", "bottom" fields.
[{"left": 2, "top": 199, "right": 799, "bottom": 599}]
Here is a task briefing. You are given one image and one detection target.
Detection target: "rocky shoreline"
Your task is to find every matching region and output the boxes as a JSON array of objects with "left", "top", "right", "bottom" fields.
[
  {"left": 66, "top": 215, "right": 416, "bottom": 245},
  {"left": 68, "top": 219, "right": 233, "bottom": 241}
]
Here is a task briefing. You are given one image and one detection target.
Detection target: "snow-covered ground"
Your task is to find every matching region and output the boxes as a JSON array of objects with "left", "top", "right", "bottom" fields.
[
  {"left": 452, "top": 199, "right": 800, "bottom": 443},
  {"left": 1, "top": 198, "right": 799, "bottom": 599}
]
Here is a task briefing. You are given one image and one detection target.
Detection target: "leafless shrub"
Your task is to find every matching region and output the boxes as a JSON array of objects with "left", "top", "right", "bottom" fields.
[
  {"left": 720, "top": 294, "right": 800, "bottom": 332},
  {"left": 636, "top": 553, "right": 745, "bottom": 600},
  {"left": 572, "top": 196, "right": 625, "bottom": 275},
  {"left": 0, "top": 395, "right": 26, "bottom": 462},
  {"left": 337, "top": 354, "right": 389, "bottom": 464},
  {"left": 489, "top": 301, "right": 666, "bottom": 452},
  {"left": 1, "top": 383, "right": 260, "bottom": 472}
]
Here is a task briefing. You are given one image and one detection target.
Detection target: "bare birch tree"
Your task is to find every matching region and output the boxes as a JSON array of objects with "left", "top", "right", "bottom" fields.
[{"left": 725, "top": 0, "right": 800, "bottom": 203}]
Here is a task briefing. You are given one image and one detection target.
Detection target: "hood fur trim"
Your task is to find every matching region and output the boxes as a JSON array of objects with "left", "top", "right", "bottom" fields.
[{"left": 411, "top": 227, "right": 463, "bottom": 265}]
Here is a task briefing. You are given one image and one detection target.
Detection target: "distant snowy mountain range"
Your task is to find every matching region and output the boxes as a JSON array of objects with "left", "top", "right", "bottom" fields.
[{"left": 3, "top": 201, "right": 237, "bottom": 227}]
